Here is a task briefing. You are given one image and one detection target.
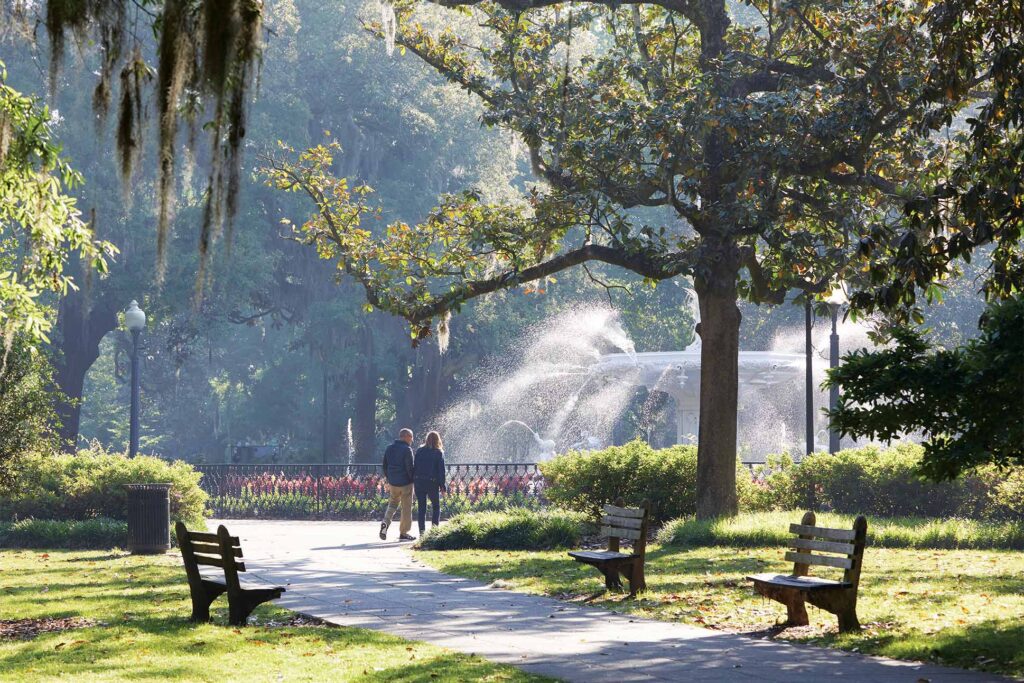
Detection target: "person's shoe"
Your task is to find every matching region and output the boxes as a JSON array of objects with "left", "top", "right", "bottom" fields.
[
  {"left": 399, "top": 533, "right": 416, "bottom": 541},
  {"left": 418, "top": 527, "right": 426, "bottom": 537},
  {"left": 379, "top": 522, "right": 389, "bottom": 540}
]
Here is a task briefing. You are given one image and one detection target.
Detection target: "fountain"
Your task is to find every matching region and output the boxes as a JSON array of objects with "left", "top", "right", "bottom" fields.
[
  {"left": 590, "top": 347, "right": 805, "bottom": 448},
  {"left": 433, "top": 304, "right": 871, "bottom": 463}
]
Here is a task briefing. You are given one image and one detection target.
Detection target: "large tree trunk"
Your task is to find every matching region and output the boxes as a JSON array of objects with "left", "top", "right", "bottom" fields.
[
  {"left": 694, "top": 253, "right": 742, "bottom": 519},
  {"left": 352, "top": 324, "right": 379, "bottom": 463},
  {"left": 51, "top": 290, "right": 119, "bottom": 451},
  {"left": 398, "top": 337, "right": 445, "bottom": 435}
]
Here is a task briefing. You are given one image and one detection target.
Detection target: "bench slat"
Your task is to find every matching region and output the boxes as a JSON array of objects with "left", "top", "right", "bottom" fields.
[
  {"left": 602, "top": 504, "right": 645, "bottom": 519},
  {"left": 790, "top": 538, "right": 855, "bottom": 555},
  {"left": 785, "top": 551, "right": 853, "bottom": 569},
  {"left": 602, "top": 525, "right": 642, "bottom": 540},
  {"left": 601, "top": 515, "right": 643, "bottom": 530},
  {"left": 191, "top": 541, "right": 243, "bottom": 557},
  {"left": 747, "top": 573, "right": 852, "bottom": 591},
  {"left": 186, "top": 530, "right": 240, "bottom": 545},
  {"left": 194, "top": 555, "right": 246, "bottom": 572},
  {"left": 568, "top": 550, "right": 633, "bottom": 563},
  {"left": 789, "top": 523, "right": 857, "bottom": 541}
]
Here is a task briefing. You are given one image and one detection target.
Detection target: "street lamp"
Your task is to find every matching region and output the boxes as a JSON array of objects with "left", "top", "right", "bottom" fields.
[
  {"left": 825, "top": 283, "right": 848, "bottom": 454},
  {"left": 125, "top": 300, "right": 146, "bottom": 458},
  {"left": 804, "top": 297, "right": 814, "bottom": 455}
]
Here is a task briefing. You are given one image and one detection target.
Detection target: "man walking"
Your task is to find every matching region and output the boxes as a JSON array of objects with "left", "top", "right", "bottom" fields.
[{"left": 380, "top": 428, "right": 415, "bottom": 541}]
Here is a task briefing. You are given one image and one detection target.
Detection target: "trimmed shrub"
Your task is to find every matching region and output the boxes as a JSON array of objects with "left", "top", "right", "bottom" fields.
[
  {"left": 0, "top": 518, "right": 128, "bottom": 549},
  {"left": 657, "top": 511, "right": 1024, "bottom": 550},
  {"left": 0, "top": 443, "right": 206, "bottom": 526},
  {"left": 541, "top": 440, "right": 710, "bottom": 523},
  {"left": 417, "top": 508, "right": 594, "bottom": 550},
  {"left": 747, "top": 444, "right": 1024, "bottom": 521}
]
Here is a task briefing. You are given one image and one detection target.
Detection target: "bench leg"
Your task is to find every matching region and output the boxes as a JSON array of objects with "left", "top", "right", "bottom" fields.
[
  {"left": 190, "top": 584, "right": 226, "bottom": 623},
  {"left": 228, "top": 597, "right": 258, "bottom": 627},
  {"left": 602, "top": 567, "right": 623, "bottom": 591},
  {"left": 837, "top": 606, "right": 860, "bottom": 633},
  {"left": 627, "top": 562, "right": 646, "bottom": 596},
  {"left": 785, "top": 596, "right": 809, "bottom": 627}
]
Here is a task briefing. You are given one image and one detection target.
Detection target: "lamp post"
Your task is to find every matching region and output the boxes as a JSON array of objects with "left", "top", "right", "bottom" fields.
[
  {"left": 825, "top": 283, "right": 848, "bottom": 454},
  {"left": 125, "top": 300, "right": 146, "bottom": 458},
  {"left": 804, "top": 297, "right": 814, "bottom": 455}
]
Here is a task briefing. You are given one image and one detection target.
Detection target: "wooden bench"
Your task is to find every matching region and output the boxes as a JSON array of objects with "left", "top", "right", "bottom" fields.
[
  {"left": 746, "top": 511, "right": 867, "bottom": 632},
  {"left": 568, "top": 499, "right": 649, "bottom": 596},
  {"left": 175, "top": 522, "right": 285, "bottom": 626}
]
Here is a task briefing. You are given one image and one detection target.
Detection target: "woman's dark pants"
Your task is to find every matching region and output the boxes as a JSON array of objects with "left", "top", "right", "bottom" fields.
[{"left": 416, "top": 483, "right": 441, "bottom": 533}]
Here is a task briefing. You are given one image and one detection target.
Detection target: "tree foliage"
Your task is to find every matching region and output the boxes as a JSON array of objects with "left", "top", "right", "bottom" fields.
[
  {"left": 0, "top": 61, "right": 114, "bottom": 344},
  {"left": 0, "top": 335, "right": 59, "bottom": 491},
  {"left": 858, "top": 0, "right": 1024, "bottom": 314},
  {"left": 828, "top": 296, "right": 1024, "bottom": 480}
]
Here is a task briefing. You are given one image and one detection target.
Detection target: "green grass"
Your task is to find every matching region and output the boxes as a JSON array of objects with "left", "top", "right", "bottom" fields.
[
  {"left": 418, "top": 543, "right": 1024, "bottom": 678},
  {"left": 0, "top": 549, "right": 551, "bottom": 682},
  {"left": 658, "top": 511, "right": 1024, "bottom": 549}
]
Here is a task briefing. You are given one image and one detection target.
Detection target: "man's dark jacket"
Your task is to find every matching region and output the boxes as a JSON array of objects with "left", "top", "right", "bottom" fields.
[
  {"left": 382, "top": 440, "right": 414, "bottom": 486},
  {"left": 413, "top": 446, "right": 446, "bottom": 488}
]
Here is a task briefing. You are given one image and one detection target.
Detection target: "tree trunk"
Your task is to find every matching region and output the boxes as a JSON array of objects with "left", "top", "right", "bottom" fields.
[
  {"left": 352, "top": 324, "right": 378, "bottom": 463},
  {"left": 51, "top": 290, "right": 119, "bottom": 451},
  {"left": 399, "top": 337, "right": 445, "bottom": 434},
  {"left": 694, "top": 253, "right": 742, "bottom": 519}
]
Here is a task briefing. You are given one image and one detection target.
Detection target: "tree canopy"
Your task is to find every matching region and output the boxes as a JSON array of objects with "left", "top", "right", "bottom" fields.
[
  {"left": 828, "top": 295, "right": 1024, "bottom": 480},
  {"left": 266, "top": 0, "right": 962, "bottom": 517}
]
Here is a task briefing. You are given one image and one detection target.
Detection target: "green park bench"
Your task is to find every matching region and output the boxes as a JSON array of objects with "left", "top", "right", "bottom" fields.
[
  {"left": 175, "top": 522, "right": 285, "bottom": 626},
  {"left": 746, "top": 511, "right": 868, "bottom": 632},
  {"left": 568, "top": 499, "right": 650, "bottom": 596}
]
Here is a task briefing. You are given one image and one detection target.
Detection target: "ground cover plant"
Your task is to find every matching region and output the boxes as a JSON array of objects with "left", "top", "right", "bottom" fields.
[
  {"left": 0, "top": 549, "right": 550, "bottom": 682},
  {"left": 0, "top": 518, "right": 127, "bottom": 550},
  {"left": 418, "top": 509, "right": 594, "bottom": 550},
  {"left": 418, "top": 538, "right": 1024, "bottom": 677}
]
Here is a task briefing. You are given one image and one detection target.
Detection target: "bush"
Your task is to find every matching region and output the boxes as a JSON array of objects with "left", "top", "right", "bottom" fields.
[
  {"left": 657, "top": 511, "right": 1024, "bottom": 550},
  {"left": 417, "top": 508, "right": 594, "bottom": 550},
  {"left": 0, "top": 518, "right": 128, "bottom": 549},
  {"left": 0, "top": 443, "right": 207, "bottom": 526},
  {"left": 746, "top": 444, "right": 1024, "bottom": 520},
  {"left": 542, "top": 440, "right": 719, "bottom": 523}
]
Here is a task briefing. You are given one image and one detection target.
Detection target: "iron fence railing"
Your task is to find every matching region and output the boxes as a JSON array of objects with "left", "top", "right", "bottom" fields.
[
  {"left": 195, "top": 463, "right": 545, "bottom": 521},
  {"left": 195, "top": 461, "right": 771, "bottom": 520}
]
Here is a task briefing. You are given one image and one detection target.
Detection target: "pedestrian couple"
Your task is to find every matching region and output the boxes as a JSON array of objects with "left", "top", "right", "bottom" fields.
[{"left": 379, "top": 428, "right": 446, "bottom": 541}]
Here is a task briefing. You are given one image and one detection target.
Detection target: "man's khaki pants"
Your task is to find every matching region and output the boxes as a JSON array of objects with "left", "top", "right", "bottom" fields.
[{"left": 383, "top": 483, "right": 413, "bottom": 535}]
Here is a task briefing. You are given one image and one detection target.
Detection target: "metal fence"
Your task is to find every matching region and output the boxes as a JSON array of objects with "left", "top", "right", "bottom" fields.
[{"left": 195, "top": 463, "right": 545, "bottom": 520}]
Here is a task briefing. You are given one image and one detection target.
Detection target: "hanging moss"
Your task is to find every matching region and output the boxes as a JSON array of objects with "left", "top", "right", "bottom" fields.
[{"left": 36, "top": 0, "right": 263, "bottom": 289}]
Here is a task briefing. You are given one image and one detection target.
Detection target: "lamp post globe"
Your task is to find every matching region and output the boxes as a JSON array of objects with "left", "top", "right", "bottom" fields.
[
  {"left": 825, "top": 283, "right": 847, "bottom": 454},
  {"left": 125, "top": 300, "right": 146, "bottom": 457}
]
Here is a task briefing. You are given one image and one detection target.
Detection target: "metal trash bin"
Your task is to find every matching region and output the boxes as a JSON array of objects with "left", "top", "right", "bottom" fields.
[{"left": 125, "top": 483, "right": 172, "bottom": 554}]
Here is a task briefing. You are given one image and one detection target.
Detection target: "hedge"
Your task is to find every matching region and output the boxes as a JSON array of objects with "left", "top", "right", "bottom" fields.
[
  {"left": 0, "top": 443, "right": 207, "bottom": 526},
  {"left": 745, "top": 444, "right": 1024, "bottom": 521},
  {"left": 540, "top": 440, "right": 712, "bottom": 523}
]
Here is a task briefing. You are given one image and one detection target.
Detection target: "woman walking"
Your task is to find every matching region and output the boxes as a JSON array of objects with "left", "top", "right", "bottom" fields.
[{"left": 414, "top": 431, "right": 447, "bottom": 536}]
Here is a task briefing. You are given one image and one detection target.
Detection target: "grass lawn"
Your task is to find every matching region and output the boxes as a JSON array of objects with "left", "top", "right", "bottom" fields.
[
  {"left": 418, "top": 543, "right": 1024, "bottom": 678},
  {"left": 0, "top": 549, "right": 550, "bottom": 682}
]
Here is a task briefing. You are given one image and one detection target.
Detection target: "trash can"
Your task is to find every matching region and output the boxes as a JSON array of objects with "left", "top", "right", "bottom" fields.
[{"left": 125, "top": 483, "right": 172, "bottom": 554}]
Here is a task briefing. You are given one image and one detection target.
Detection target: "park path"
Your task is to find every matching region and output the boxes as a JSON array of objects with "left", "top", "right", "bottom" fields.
[{"left": 215, "top": 519, "right": 1007, "bottom": 683}]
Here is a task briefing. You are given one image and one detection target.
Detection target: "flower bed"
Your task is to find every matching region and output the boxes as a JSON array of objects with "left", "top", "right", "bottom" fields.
[{"left": 198, "top": 465, "right": 546, "bottom": 520}]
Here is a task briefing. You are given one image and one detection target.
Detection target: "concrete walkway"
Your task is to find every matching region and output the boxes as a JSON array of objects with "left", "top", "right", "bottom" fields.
[{"left": 217, "top": 520, "right": 1008, "bottom": 682}]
